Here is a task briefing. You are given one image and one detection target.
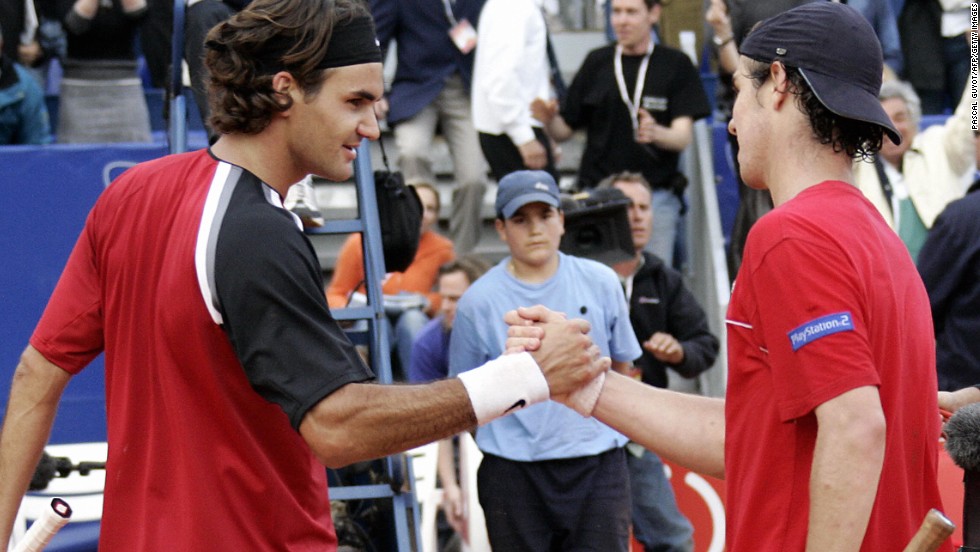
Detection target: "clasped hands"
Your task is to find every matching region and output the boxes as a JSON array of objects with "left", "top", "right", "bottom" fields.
[{"left": 503, "top": 305, "right": 610, "bottom": 416}]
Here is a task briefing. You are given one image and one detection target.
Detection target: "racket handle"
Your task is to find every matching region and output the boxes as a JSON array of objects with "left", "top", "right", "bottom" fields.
[
  {"left": 903, "top": 508, "right": 955, "bottom": 552},
  {"left": 12, "top": 498, "right": 72, "bottom": 552}
]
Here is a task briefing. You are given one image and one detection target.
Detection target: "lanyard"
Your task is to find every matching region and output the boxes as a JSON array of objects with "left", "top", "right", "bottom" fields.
[
  {"left": 613, "top": 40, "right": 654, "bottom": 131},
  {"left": 441, "top": 0, "right": 459, "bottom": 27}
]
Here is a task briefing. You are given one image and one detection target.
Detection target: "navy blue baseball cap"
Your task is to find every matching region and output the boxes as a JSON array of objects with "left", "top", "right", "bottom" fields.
[
  {"left": 495, "top": 170, "right": 561, "bottom": 219},
  {"left": 739, "top": 2, "right": 901, "bottom": 145}
]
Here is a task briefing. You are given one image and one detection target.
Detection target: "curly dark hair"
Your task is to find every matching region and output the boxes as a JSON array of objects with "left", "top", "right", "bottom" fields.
[
  {"left": 204, "top": 0, "right": 371, "bottom": 135},
  {"left": 745, "top": 59, "right": 884, "bottom": 161}
]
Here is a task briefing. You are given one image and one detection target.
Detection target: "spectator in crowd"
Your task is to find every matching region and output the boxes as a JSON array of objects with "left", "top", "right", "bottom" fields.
[
  {"left": 853, "top": 74, "right": 975, "bottom": 260},
  {"left": 0, "top": 26, "right": 50, "bottom": 145},
  {"left": 472, "top": 0, "right": 560, "bottom": 181},
  {"left": 0, "top": 1, "right": 606, "bottom": 549},
  {"left": 705, "top": 0, "right": 815, "bottom": 275},
  {"left": 409, "top": 256, "right": 491, "bottom": 384},
  {"left": 846, "top": 0, "right": 904, "bottom": 79},
  {"left": 408, "top": 255, "right": 491, "bottom": 548},
  {"left": 54, "top": 0, "right": 152, "bottom": 143},
  {"left": 508, "top": 4, "right": 948, "bottom": 549},
  {"left": 328, "top": 182, "right": 455, "bottom": 379},
  {"left": 713, "top": 0, "right": 902, "bottom": 80},
  {"left": 899, "top": 0, "right": 972, "bottom": 114},
  {"left": 534, "top": 0, "right": 710, "bottom": 266},
  {"left": 599, "top": 171, "right": 719, "bottom": 551},
  {"left": 138, "top": 0, "right": 172, "bottom": 88},
  {"left": 449, "top": 170, "right": 642, "bottom": 550},
  {"left": 0, "top": 0, "right": 45, "bottom": 78},
  {"left": 184, "top": 0, "right": 243, "bottom": 143},
  {"left": 371, "top": 0, "right": 489, "bottom": 255},
  {"left": 917, "top": 143, "right": 980, "bottom": 392}
]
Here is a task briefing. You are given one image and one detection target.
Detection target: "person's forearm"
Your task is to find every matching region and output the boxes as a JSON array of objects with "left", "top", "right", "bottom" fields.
[
  {"left": 939, "top": 386, "right": 980, "bottom": 413},
  {"left": 806, "top": 387, "right": 886, "bottom": 551},
  {"left": 0, "top": 347, "right": 72, "bottom": 546},
  {"left": 652, "top": 119, "right": 694, "bottom": 152},
  {"left": 301, "top": 379, "right": 475, "bottom": 468},
  {"left": 545, "top": 114, "right": 574, "bottom": 142},
  {"left": 706, "top": 0, "right": 738, "bottom": 75},
  {"left": 437, "top": 435, "right": 465, "bottom": 530},
  {"left": 637, "top": 116, "right": 693, "bottom": 153},
  {"left": 717, "top": 40, "right": 738, "bottom": 75},
  {"left": 671, "top": 336, "right": 718, "bottom": 379},
  {"left": 592, "top": 371, "right": 726, "bottom": 477},
  {"left": 436, "top": 437, "right": 458, "bottom": 490},
  {"left": 943, "top": 65, "right": 978, "bottom": 174}
]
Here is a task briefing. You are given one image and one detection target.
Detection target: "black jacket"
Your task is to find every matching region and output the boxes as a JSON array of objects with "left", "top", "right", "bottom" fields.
[
  {"left": 629, "top": 252, "right": 719, "bottom": 389},
  {"left": 917, "top": 181, "right": 980, "bottom": 391}
]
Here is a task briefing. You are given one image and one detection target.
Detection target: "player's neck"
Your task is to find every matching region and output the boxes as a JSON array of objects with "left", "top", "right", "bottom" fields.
[
  {"left": 767, "top": 145, "right": 855, "bottom": 206},
  {"left": 211, "top": 133, "right": 304, "bottom": 197}
]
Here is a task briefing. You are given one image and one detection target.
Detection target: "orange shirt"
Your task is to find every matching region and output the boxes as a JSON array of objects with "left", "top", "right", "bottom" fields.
[{"left": 326, "top": 230, "right": 455, "bottom": 315}]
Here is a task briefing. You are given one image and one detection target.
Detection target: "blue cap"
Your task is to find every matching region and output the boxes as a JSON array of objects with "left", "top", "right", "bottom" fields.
[
  {"left": 495, "top": 170, "right": 561, "bottom": 219},
  {"left": 740, "top": 2, "right": 901, "bottom": 145}
]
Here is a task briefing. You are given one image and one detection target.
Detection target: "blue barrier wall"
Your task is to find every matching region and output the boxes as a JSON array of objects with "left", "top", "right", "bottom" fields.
[{"left": 1, "top": 143, "right": 169, "bottom": 444}]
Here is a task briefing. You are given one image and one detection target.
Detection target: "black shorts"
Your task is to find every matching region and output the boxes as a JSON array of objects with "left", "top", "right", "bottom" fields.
[{"left": 477, "top": 447, "right": 630, "bottom": 551}]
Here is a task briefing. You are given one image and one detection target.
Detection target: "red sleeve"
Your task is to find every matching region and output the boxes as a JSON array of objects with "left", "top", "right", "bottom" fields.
[
  {"left": 30, "top": 214, "right": 104, "bottom": 374},
  {"left": 748, "top": 238, "right": 879, "bottom": 422}
]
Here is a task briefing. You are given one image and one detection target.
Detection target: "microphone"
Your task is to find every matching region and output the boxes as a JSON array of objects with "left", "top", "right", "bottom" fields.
[{"left": 944, "top": 403, "right": 980, "bottom": 550}]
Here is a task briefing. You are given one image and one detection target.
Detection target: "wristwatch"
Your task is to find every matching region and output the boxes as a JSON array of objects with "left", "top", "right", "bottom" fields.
[{"left": 713, "top": 33, "right": 734, "bottom": 47}]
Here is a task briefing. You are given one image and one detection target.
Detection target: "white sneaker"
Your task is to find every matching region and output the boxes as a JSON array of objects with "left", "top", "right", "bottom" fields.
[{"left": 285, "top": 175, "right": 325, "bottom": 228}]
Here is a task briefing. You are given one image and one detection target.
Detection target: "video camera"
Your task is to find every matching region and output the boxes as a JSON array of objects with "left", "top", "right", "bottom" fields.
[{"left": 559, "top": 187, "right": 636, "bottom": 267}]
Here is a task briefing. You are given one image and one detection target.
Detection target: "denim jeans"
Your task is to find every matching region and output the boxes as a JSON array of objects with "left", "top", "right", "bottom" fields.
[
  {"left": 390, "top": 309, "right": 430, "bottom": 381},
  {"left": 627, "top": 446, "right": 694, "bottom": 552},
  {"left": 644, "top": 189, "right": 682, "bottom": 267}
]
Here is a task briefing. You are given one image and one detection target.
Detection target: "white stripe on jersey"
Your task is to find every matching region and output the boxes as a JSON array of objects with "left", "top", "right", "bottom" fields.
[{"left": 195, "top": 162, "right": 234, "bottom": 325}]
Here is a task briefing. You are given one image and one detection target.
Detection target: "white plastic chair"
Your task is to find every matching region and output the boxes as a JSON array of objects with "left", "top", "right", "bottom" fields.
[{"left": 406, "top": 442, "right": 443, "bottom": 552}]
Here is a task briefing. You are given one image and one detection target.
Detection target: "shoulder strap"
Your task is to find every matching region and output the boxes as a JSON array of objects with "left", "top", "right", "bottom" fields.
[{"left": 873, "top": 156, "right": 893, "bottom": 214}]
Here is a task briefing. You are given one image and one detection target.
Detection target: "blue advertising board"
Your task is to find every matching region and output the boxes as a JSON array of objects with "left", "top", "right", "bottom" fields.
[{"left": 1, "top": 143, "right": 169, "bottom": 444}]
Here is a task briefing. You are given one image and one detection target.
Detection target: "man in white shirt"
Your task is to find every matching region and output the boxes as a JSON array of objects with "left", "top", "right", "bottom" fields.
[
  {"left": 471, "top": 0, "right": 559, "bottom": 181},
  {"left": 853, "top": 74, "right": 975, "bottom": 260}
]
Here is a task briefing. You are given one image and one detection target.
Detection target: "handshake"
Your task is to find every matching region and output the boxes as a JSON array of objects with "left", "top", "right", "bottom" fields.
[{"left": 503, "top": 305, "right": 611, "bottom": 417}]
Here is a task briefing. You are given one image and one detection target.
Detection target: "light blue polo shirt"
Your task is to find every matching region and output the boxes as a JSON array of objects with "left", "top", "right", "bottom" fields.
[{"left": 449, "top": 252, "right": 641, "bottom": 461}]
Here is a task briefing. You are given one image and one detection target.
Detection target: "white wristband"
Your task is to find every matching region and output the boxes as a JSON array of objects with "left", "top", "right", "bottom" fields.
[
  {"left": 457, "top": 352, "right": 550, "bottom": 426},
  {"left": 564, "top": 370, "right": 606, "bottom": 417}
]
